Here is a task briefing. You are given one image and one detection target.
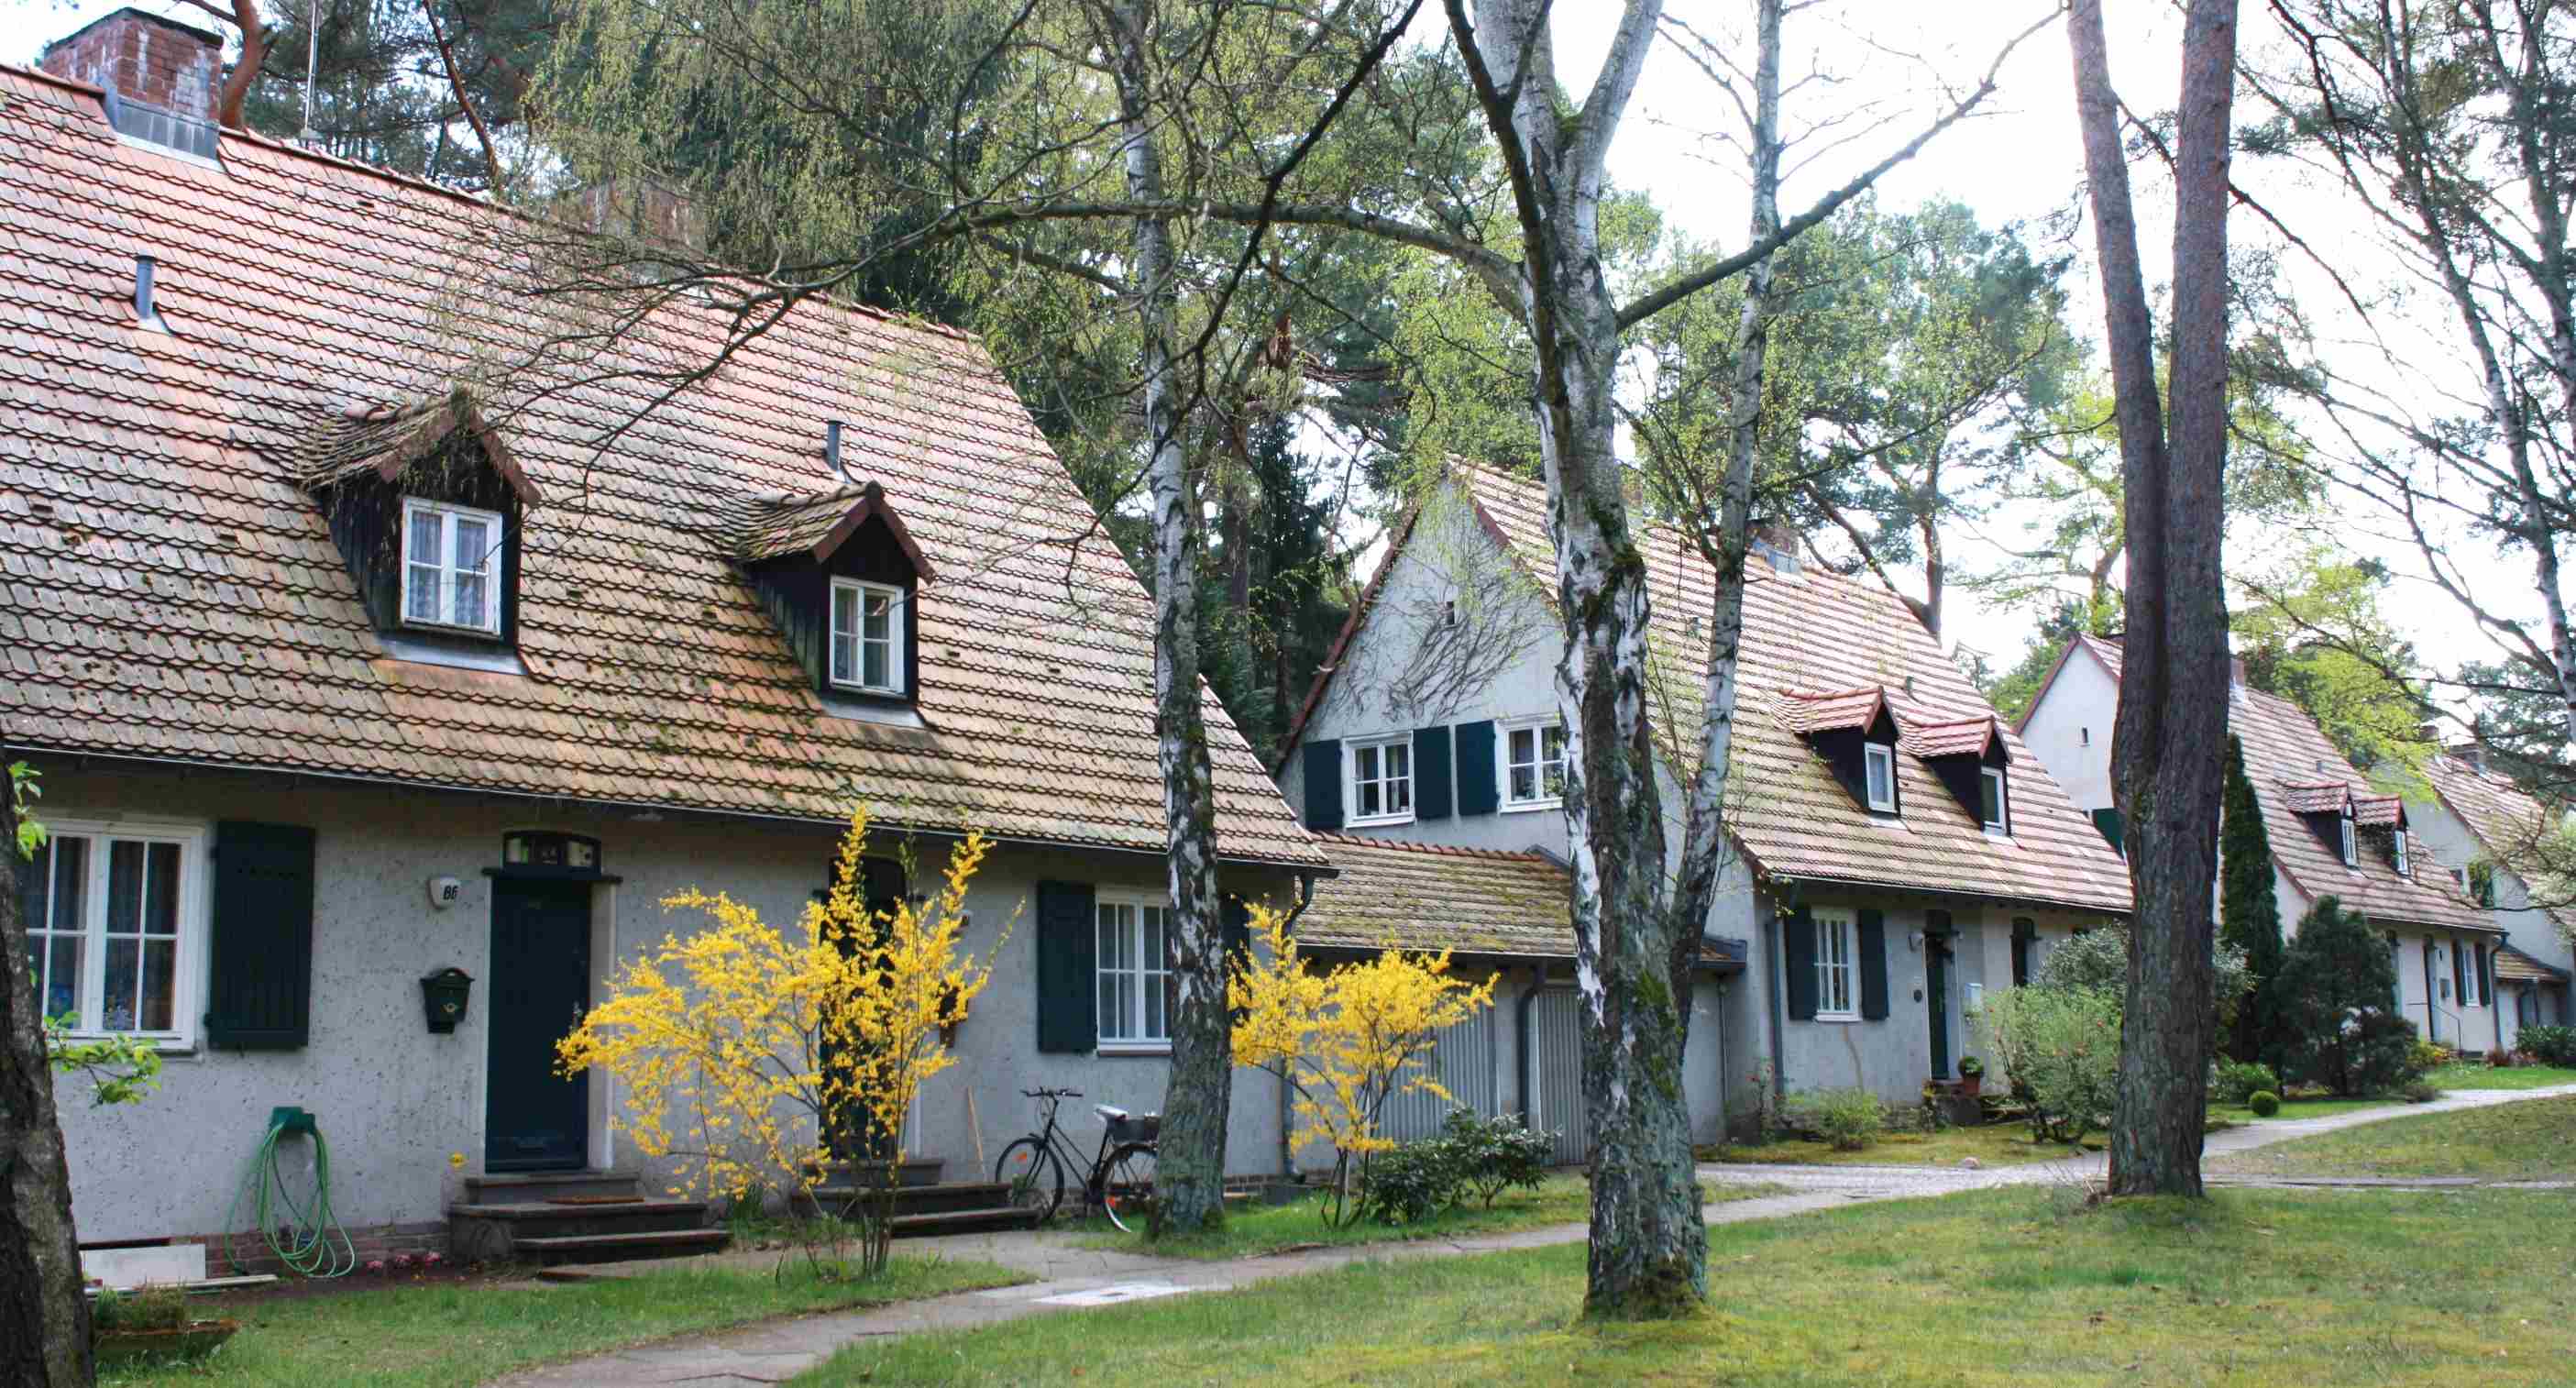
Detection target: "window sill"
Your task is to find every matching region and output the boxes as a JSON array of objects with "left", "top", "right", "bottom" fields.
[
  {"left": 1345, "top": 814, "right": 1416, "bottom": 829},
  {"left": 1095, "top": 1041, "right": 1172, "bottom": 1058},
  {"left": 829, "top": 681, "right": 908, "bottom": 699},
  {"left": 56, "top": 1033, "right": 196, "bottom": 1056},
  {"left": 1502, "top": 799, "right": 1562, "bottom": 814},
  {"left": 1812, "top": 1012, "right": 1862, "bottom": 1025}
]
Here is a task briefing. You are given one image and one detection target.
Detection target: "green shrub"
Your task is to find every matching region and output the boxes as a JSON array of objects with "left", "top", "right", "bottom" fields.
[
  {"left": 1354, "top": 1138, "right": 1459, "bottom": 1225},
  {"left": 2519, "top": 1024, "right": 2576, "bottom": 1067},
  {"left": 2408, "top": 1040, "right": 2454, "bottom": 1074},
  {"left": 2035, "top": 924, "right": 2256, "bottom": 1031},
  {"left": 2279, "top": 898, "right": 2417, "bottom": 1096},
  {"left": 1785, "top": 1087, "right": 1884, "bottom": 1151},
  {"left": 2403, "top": 1081, "right": 2439, "bottom": 1104},
  {"left": 1437, "top": 1109, "right": 1555, "bottom": 1208},
  {"left": 2247, "top": 1090, "right": 2281, "bottom": 1117},
  {"left": 2212, "top": 1059, "right": 2280, "bottom": 1106},
  {"left": 1975, "top": 985, "right": 2121, "bottom": 1144}
]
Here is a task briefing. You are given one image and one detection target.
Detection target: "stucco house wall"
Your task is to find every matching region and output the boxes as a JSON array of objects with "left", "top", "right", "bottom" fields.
[
  {"left": 38, "top": 760, "right": 1295, "bottom": 1248},
  {"left": 2406, "top": 794, "right": 2571, "bottom": 1049},
  {"left": 2014, "top": 643, "right": 2118, "bottom": 815}
]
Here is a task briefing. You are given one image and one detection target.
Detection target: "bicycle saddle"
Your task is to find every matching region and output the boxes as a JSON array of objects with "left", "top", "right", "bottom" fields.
[{"left": 1094, "top": 1104, "right": 1130, "bottom": 1124}]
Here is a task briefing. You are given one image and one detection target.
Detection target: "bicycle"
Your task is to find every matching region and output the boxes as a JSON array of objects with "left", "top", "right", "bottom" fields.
[{"left": 994, "top": 1087, "right": 1159, "bottom": 1233}]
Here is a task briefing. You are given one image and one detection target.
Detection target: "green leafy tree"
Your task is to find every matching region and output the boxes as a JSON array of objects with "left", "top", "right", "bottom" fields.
[
  {"left": 2277, "top": 896, "right": 2413, "bottom": 1096},
  {"left": 2233, "top": 545, "right": 2436, "bottom": 787},
  {"left": 2218, "top": 736, "right": 2290, "bottom": 1069}
]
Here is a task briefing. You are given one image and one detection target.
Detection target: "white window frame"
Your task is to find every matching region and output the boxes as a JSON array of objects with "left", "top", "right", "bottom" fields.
[
  {"left": 2394, "top": 833, "right": 2409, "bottom": 877},
  {"left": 828, "top": 578, "right": 907, "bottom": 695},
  {"left": 1813, "top": 909, "right": 1859, "bottom": 1022},
  {"left": 1094, "top": 892, "right": 1173, "bottom": 1054},
  {"left": 21, "top": 818, "right": 208, "bottom": 1050},
  {"left": 1979, "top": 766, "right": 2009, "bottom": 832},
  {"left": 1501, "top": 717, "right": 1568, "bottom": 811},
  {"left": 399, "top": 498, "right": 504, "bottom": 636},
  {"left": 2339, "top": 809, "right": 2356, "bottom": 866},
  {"left": 1863, "top": 742, "right": 1898, "bottom": 814},
  {"left": 1346, "top": 733, "right": 1415, "bottom": 826}
]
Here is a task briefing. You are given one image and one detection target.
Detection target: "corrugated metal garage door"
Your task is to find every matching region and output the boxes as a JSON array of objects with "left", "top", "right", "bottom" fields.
[
  {"left": 1529, "top": 989, "right": 1588, "bottom": 1165},
  {"left": 1381, "top": 1010, "right": 1502, "bottom": 1142}
]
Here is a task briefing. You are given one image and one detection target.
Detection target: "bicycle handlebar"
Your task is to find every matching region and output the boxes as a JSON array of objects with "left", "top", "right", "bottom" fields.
[{"left": 1020, "top": 1087, "right": 1084, "bottom": 1100}]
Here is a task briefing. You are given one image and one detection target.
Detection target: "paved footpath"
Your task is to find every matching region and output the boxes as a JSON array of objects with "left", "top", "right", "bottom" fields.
[{"left": 490, "top": 1084, "right": 2576, "bottom": 1388}]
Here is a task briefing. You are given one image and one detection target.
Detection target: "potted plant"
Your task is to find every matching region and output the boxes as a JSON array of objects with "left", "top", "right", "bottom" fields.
[
  {"left": 91, "top": 1284, "right": 238, "bottom": 1366},
  {"left": 1955, "top": 1056, "right": 1986, "bottom": 1097}
]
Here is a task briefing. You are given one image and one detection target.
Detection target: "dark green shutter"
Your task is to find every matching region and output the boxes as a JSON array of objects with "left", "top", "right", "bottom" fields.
[
  {"left": 2091, "top": 807, "right": 2125, "bottom": 856},
  {"left": 1413, "top": 726, "right": 1453, "bottom": 821},
  {"left": 1035, "top": 880, "right": 1096, "bottom": 1053},
  {"left": 1222, "top": 896, "right": 1253, "bottom": 1019},
  {"left": 2452, "top": 941, "right": 2467, "bottom": 1005},
  {"left": 2011, "top": 919, "right": 2036, "bottom": 988},
  {"left": 206, "top": 821, "right": 316, "bottom": 1050},
  {"left": 1858, "top": 909, "right": 1889, "bottom": 1020},
  {"left": 2482, "top": 947, "right": 2496, "bottom": 1008},
  {"left": 1783, "top": 908, "right": 1818, "bottom": 1020},
  {"left": 1303, "top": 740, "right": 1343, "bottom": 832},
  {"left": 1454, "top": 720, "right": 1499, "bottom": 816}
]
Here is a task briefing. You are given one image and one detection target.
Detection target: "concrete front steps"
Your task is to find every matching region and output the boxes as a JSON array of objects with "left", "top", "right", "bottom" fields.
[
  {"left": 798, "top": 1162, "right": 1044, "bottom": 1237},
  {"left": 449, "top": 1172, "right": 728, "bottom": 1267}
]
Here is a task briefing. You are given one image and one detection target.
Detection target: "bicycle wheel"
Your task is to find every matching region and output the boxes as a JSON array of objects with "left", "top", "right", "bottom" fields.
[
  {"left": 995, "top": 1138, "right": 1064, "bottom": 1223},
  {"left": 1100, "top": 1142, "right": 1158, "bottom": 1234}
]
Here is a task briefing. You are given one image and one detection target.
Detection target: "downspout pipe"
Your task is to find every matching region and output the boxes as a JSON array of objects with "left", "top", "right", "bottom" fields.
[
  {"left": 2422, "top": 936, "right": 2438, "bottom": 1045},
  {"left": 1765, "top": 900, "right": 1789, "bottom": 1114},
  {"left": 1516, "top": 975, "right": 1545, "bottom": 1127}
]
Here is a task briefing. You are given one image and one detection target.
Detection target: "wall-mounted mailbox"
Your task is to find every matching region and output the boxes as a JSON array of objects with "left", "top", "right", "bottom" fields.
[{"left": 421, "top": 968, "right": 474, "bottom": 1034}]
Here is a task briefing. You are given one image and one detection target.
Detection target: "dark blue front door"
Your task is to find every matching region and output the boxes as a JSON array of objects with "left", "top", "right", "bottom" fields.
[{"left": 486, "top": 877, "right": 591, "bottom": 1171}]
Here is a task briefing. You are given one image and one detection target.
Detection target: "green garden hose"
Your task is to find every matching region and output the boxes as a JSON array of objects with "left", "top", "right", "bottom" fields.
[{"left": 224, "top": 1106, "right": 358, "bottom": 1278}]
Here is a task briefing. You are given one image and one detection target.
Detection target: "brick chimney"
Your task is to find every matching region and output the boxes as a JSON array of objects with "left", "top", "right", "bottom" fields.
[
  {"left": 40, "top": 8, "right": 224, "bottom": 123},
  {"left": 567, "top": 180, "right": 709, "bottom": 254}
]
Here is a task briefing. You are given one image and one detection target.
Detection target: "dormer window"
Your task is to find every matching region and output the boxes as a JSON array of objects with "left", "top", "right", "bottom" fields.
[
  {"left": 2340, "top": 807, "right": 2356, "bottom": 865},
  {"left": 1864, "top": 743, "right": 1898, "bottom": 813},
  {"left": 402, "top": 499, "right": 503, "bottom": 634},
  {"left": 1980, "top": 766, "right": 2009, "bottom": 832},
  {"left": 718, "top": 474, "right": 935, "bottom": 714},
  {"left": 294, "top": 389, "right": 538, "bottom": 662},
  {"left": 830, "top": 578, "right": 905, "bottom": 694}
]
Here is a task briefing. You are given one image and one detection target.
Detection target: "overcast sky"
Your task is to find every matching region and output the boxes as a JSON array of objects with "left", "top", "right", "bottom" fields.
[{"left": 2, "top": 0, "right": 2533, "bottom": 698}]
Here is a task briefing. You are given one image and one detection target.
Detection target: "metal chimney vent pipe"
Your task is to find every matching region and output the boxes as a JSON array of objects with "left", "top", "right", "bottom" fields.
[
  {"left": 134, "top": 255, "right": 159, "bottom": 325},
  {"left": 825, "top": 420, "right": 846, "bottom": 481}
]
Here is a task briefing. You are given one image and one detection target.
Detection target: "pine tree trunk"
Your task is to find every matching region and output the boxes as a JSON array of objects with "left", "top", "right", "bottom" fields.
[
  {"left": 2, "top": 766, "right": 94, "bottom": 1387},
  {"left": 1105, "top": 0, "right": 1228, "bottom": 1235},
  {"left": 2070, "top": 0, "right": 2238, "bottom": 1198}
]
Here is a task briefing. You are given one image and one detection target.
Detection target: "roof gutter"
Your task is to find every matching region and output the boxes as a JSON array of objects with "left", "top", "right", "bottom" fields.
[
  {"left": 1764, "top": 871, "right": 2130, "bottom": 920},
  {"left": 19, "top": 745, "right": 1340, "bottom": 877}
]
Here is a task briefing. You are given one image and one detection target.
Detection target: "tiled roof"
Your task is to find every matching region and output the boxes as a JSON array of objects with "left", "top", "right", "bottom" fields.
[
  {"left": 1778, "top": 687, "right": 1888, "bottom": 735},
  {"left": 0, "top": 65, "right": 1322, "bottom": 868},
  {"left": 710, "top": 480, "right": 936, "bottom": 574},
  {"left": 2493, "top": 944, "right": 2570, "bottom": 985},
  {"left": 2353, "top": 794, "right": 2404, "bottom": 828},
  {"left": 1901, "top": 715, "right": 2002, "bottom": 761},
  {"left": 2284, "top": 781, "right": 2354, "bottom": 814},
  {"left": 292, "top": 391, "right": 541, "bottom": 503},
  {"left": 2419, "top": 752, "right": 2576, "bottom": 939},
  {"left": 1299, "top": 833, "right": 1743, "bottom": 966},
  {"left": 2226, "top": 683, "right": 2487, "bottom": 932},
  {"left": 1451, "top": 463, "right": 2132, "bottom": 915}
]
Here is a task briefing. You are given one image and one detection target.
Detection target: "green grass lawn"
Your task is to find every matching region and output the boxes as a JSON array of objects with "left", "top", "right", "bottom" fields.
[
  {"left": 2425, "top": 1062, "right": 2576, "bottom": 1090},
  {"left": 2207, "top": 1093, "right": 2399, "bottom": 1124},
  {"left": 102, "top": 1255, "right": 1026, "bottom": 1388},
  {"left": 804, "top": 1187, "right": 2576, "bottom": 1387},
  {"left": 1074, "top": 1176, "right": 1785, "bottom": 1261},
  {"left": 1705, "top": 1122, "right": 2085, "bottom": 1167},
  {"left": 2214, "top": 1095, "right": 2576, "bottom": 1179}
]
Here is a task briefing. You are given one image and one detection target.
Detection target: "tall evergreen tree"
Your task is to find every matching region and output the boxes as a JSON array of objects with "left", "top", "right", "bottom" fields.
[{"left": 2218, "top": 734, "right": 2286, "bottom": 1067}]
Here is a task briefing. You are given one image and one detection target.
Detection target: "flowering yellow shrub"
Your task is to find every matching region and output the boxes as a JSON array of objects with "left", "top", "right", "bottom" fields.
[
  {"left": 1228, "top": 902, "right": 1496, "bottom": 1223},
  {"left": 555, "top": 807, "right": 1008, "bottom": 1273}
]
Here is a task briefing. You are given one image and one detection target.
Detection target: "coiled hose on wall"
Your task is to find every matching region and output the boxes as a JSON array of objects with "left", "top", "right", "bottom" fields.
[{"left": 224, "top": 1106, "right": 358, "bottom": 1278}]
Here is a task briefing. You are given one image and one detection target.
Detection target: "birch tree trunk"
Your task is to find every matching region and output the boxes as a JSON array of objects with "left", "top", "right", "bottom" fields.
[
  {"left": 1447, "top": 0, "right": 1704, "bottom": 1315},
  {"left": 2068, "top": 0, "right": 2237, "bottom": 1198},
  {"left": 1, "top": 764, "right": 93, "bottom": 1388},
  {"left": 1104, "top": 0, "right": 1230, "bottom": 1235}
]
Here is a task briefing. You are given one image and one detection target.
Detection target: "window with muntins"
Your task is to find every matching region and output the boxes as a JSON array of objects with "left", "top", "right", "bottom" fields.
[
  {"left": 401, "top": 498, "right": 501, "bottom": 634},
  {"left": 1349, "top": 736, "right": 1415, "bottom": 824},
  {"left": 1979, "top": 766, "right": 2009, "bottom": 832},
  {"left": 2339, "top": 810, "right": 2356, "bottom": 865},
  {"left": 1863, "top": 744, "right": 1898, "bottom": 813},
  {"left": 20, "top": 822, "right": 203, "bottom": 1043},
  {"left": 1815, "top": 909, "right": 1858, "bottom": 1020},
  {"left": 829, "top": 578, "right": 904, "bottom": 693},
  {"left": 1503, "top": 720, "right": 1568, "bottom": 808},
  {"left": 2394, "top": 834, "right": 2409, "bottom": 876},
  {"left": 1095, "top": 897, "right": 1173, "bottom": 1050}
]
